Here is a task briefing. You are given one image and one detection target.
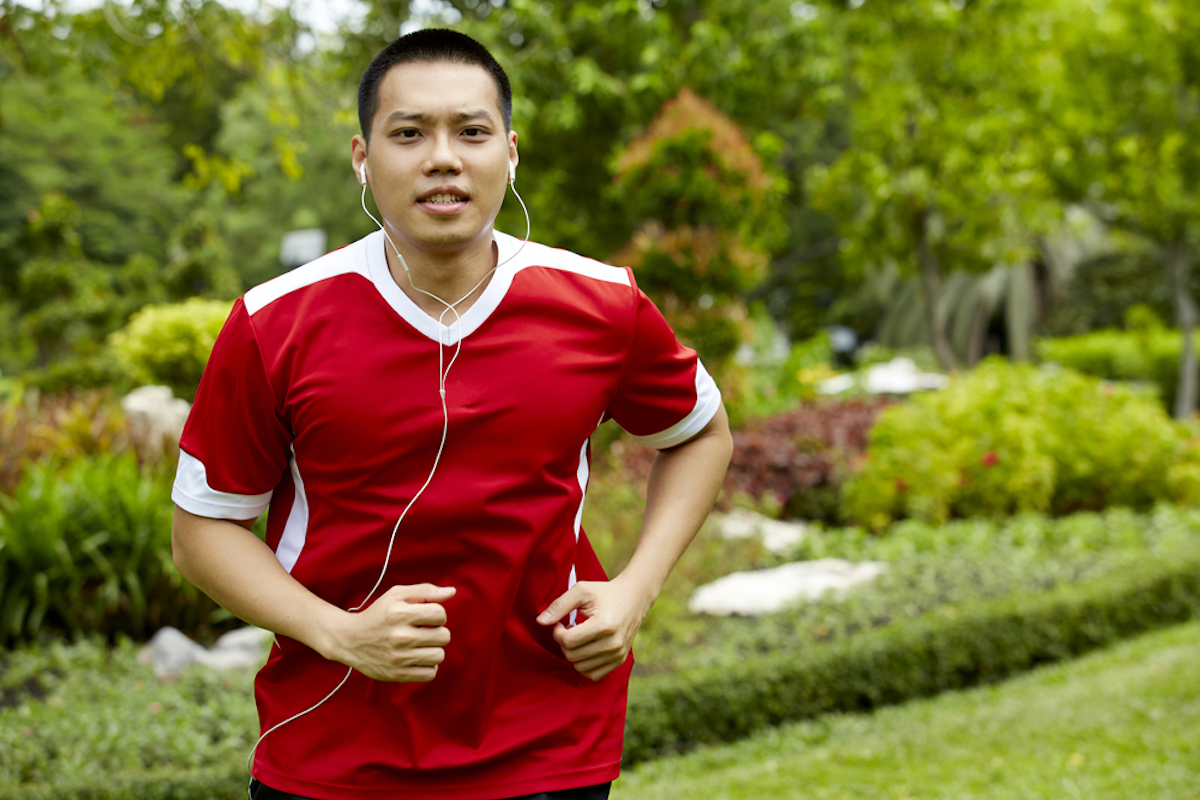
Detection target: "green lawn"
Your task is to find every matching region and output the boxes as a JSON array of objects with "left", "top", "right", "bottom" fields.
[{"left": 615, "top": 620, "right": 1200, "bottom": 799}]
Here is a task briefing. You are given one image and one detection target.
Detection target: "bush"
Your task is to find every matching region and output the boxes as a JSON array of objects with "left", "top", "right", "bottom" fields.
[
  {"left": 622, "top": 547, "right": 1200, "bottom": 765},
  {"left": 0, "top": 638, "right": 255, "bottom": 797},
  {"left": 1035, "top": 315, "right": 1196, "bottom": 413},
  {"left": 606, "top": 397, "right": 889, "bottom": 524},
  {"left": 0, "top": 453, "right": 223, "bottom": 645},
  {"left": 0, "top": 387, "right": 133, "bottom": 493},
  {"left": 107, "top": 299, "right": 232, "bottom": 401},
  {"left": 842, "top": 359, "right": 1200, "bottom": 529}
]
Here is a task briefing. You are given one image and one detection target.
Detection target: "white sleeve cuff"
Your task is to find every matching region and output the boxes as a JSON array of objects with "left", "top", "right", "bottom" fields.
[
  {"left": 172, "top": 450, "right": 273, "bottom": 520},
  {"left": 631, "top": 360, "right": 723, "bottom": 450}
]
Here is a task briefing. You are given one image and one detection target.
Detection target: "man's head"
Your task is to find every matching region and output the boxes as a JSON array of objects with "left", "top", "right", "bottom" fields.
[{"left": 358, "top": 29, "right": 513, "bottom": 143}]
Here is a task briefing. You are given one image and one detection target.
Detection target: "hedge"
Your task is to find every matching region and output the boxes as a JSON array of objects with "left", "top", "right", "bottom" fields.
[
  {"left": 621, "top": 549, "right": 1200, "bottom": 765},
  {"left": 4, "top": 552, "right": 1198, "bottom": 798}
]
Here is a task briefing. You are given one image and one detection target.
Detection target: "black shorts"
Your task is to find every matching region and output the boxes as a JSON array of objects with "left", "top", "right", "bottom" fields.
[{"left": 248, "top": 777, "right": 612, "bottom": 800}]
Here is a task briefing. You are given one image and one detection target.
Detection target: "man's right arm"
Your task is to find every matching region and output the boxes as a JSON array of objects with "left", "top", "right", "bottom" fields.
[{"left": 171, "top": 507, "right": 454, "bottom": 682}]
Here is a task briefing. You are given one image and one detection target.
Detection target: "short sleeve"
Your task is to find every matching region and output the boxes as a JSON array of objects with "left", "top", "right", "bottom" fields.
[
  {"left": 607, "top": 285, "right": 722, "bottom": 450},
  {"left": 172, "top": 298, "right": 292, "bottom": 519}
]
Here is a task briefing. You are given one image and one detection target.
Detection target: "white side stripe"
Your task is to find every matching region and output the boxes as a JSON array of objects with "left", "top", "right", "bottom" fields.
[{"left": 275, "top": 448, "right": 309, "bottom": 573}]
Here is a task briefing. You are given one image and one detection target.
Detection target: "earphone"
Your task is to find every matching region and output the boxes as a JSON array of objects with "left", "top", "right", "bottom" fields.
[{"left": 247, "top": 155, "right": 531, "bottom": 771}]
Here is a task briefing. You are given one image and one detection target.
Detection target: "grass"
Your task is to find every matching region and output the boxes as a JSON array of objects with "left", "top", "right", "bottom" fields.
[{"left": 615, "top": 619, "right": 1200, "bottom": 799}]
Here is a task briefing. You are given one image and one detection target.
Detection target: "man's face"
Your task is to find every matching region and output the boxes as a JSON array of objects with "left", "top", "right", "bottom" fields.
[{"left": 353, "top": 60, "right": 518, "bottom": 260}]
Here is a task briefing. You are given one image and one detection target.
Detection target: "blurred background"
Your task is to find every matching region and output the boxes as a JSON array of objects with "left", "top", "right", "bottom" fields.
[{"left": 1, "top": 1, "right": 1199, "bottom": 798}]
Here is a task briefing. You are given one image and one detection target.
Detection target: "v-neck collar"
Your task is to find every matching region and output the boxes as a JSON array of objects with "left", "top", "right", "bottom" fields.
[{"left": 365, "top": 229, "right": 525, "bottom": 346}]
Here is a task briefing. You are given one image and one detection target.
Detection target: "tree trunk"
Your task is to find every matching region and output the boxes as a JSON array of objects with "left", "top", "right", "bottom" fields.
[
  {"left": 1167, "top": 239, "right": 1197, "bottom": 419},
  {"left": 918, "top": 216, "right": 958, "bottom": 372}
]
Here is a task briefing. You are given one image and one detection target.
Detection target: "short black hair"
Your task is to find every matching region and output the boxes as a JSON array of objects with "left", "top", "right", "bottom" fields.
[{"left": 357, "top": 28, "right": 513, "bottom": 143}]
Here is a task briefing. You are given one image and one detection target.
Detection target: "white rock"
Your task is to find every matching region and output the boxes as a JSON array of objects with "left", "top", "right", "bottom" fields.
[
  {"left": 142, "top": 626, "right": 207, "bottom": 680},
  {"left": 717, "top": 509, "right": 808, "bottom": 556},
  {"left": 122, "top": 385, "right": 191, "bottom": 455},
  {"left": 141, "top": 625, "right": 272, "bottom": 679},
  {"left": 688, "top": 559, "right": 888, "bottom": 616},
  {"left": 818, "top": 358, "right": 949, "bottom": 396}
]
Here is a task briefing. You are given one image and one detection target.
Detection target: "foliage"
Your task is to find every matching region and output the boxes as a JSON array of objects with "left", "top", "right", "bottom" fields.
[
  {"left": 0, "top": 638, "right": 256, "bottom": 795},
  {"left": 0, "top": 388, "right": 133, "bottom": 494},
  {"left": 619, "top": 620, "right": 1200, "bottom": 799},
  {"left": 1038, "top": 0, "right": 1200, "bottom": 415},
  {"left": 806, "top": 0, "right": 1058, "bottom": 370},
  {"left": 723, "top": 398, "right": 888, "bottom": 524},
  {"left": 842, "top": 360, "right": 1200, "bottom": 530},
  {"left": 622, "top": 546, "right": 1200, "bottom": 765},
  {"left": 610, "top": 87, "right": 785, "bottom": 371},
  {"left": 0, "top": 454, "right": 223, "bottom": 646},
  {"left": 649, "top": 505, "right": 1196, "bottom": 675},
  {"left": 1035, "top": 317, "right": 1197, "bottom": 414},
  {"left": 107, "top": 299, "right": 233, "bottom": 401},
  {"left": 1043, "top": 250, "right": 1186, "bottom": 337}
]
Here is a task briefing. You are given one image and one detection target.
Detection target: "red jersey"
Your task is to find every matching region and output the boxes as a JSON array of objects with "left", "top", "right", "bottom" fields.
[{"left": 172, "top": 230, "right": 721, "bottom": 799}]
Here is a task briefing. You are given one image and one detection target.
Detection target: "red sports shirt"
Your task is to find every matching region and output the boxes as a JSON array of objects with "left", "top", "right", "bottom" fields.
[{"left": 173, "top": 230, "right": 721, "bottom": 799}]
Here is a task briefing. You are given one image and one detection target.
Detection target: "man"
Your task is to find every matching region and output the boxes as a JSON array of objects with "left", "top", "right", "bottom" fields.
[{"left": 171, "top": 28, "right": 731, "bottom": 800}]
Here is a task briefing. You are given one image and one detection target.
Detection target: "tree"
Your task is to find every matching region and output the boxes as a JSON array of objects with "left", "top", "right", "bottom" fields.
[
  {"left": 806, "top": 0, "right": 1057, "bottom": 371},
  {"left": 609, "top": 88, "right": 786, "bottom": 420},
  {"left": 1039, "top": 0, "right": 1200, "bottom": 418}
]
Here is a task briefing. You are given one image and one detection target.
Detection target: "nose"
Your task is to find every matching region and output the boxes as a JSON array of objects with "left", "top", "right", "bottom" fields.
[{"left": 425, "top": 130, "right": 462, "bottom": 176}]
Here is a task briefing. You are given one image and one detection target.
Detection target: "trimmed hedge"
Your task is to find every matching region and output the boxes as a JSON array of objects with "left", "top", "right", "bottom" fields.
[
  {"left": 4, "top": 551, "right": 1198, "bottom": 797},
  {"left": 621, "top": 550, "right": 1200, "bottom": 765}
]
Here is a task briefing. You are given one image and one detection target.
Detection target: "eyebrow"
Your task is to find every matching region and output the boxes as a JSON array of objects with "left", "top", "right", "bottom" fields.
[{"left": 382, "top": 108, "right": 496, "bottom": 126}]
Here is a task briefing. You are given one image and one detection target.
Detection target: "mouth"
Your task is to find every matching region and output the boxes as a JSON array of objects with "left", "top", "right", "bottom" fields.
[{"left": 417, "top": 188, "right": 469, "bottom": 214}]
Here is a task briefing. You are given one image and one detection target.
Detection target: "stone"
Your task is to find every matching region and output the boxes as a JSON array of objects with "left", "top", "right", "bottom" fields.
[
  {"left": 121, "top": 385, "right": 191, "bottom": 458},
  {"left": 818, "top": 357, "right": 949, "bottom": 396},
  {"left": 716, "top": 509, "right": 808, "bottom": 556},
  {"left": 688, "top": 558, "right": 889, "bottom": 616},
  {"left": 141, "top": 625, "right": 272, "bottom": 680}
]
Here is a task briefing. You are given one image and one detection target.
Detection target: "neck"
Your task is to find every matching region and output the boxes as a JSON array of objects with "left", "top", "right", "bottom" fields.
[{"left": 382, "top": 230, "right": 498, "bottom": 319}]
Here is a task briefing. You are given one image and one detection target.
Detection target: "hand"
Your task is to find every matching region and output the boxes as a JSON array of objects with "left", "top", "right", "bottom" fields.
[
  {"left": 326, "top": 584, "right": 455, "bottom": 682},
  {"left": 536, "top": 578, "right": 652, "bottom": 681}
]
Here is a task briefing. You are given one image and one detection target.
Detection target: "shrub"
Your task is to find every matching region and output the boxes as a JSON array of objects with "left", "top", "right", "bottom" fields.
[
  {"left": 1035, "top": 319, "right": 1197, "bottom": 412},
  {"left": 842, "top": 359, "right": 1200, "bottom": 529},
  {"left": 622, "top": 548, "right": 1200, "bottom": 765},
  {"left": 107, "top": 299, "right": 232, "bottom": 401},
  {"left": 0, "top": 387, "right": 133, "bottom": 493},
  {"left": 607, "top": 397, "right": 889, "bottom": 524},
  {"left": 0, "top": 453, "right": 222, "bottom": 645}
]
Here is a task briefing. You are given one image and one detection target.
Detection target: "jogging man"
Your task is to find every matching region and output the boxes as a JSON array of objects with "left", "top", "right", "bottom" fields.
[{"left": 171, "top": 28, "right": 732, "bottom": 800}]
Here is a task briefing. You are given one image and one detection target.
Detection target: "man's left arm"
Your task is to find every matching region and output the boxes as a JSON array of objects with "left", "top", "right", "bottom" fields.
[{"left": 537, "top": 404, "right": 733, "bottom": 680}]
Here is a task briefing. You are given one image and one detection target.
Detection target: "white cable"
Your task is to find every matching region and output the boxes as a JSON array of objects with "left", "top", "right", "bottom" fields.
[{"left": 247, "top": 172, "right": 531, "bottom": 772}]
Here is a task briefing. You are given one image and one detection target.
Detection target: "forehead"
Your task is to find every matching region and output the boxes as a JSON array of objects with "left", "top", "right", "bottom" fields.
[{"left": 373, "top": 61, "right": 502, "bottom": 130}]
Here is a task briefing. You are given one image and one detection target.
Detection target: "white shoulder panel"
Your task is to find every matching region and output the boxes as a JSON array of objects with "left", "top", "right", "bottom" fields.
[
  {"left": 244, "top": 234, "right": 373, "bottom": 316},
  {"left": 501, "top": 234, "right": 631, "bottom": 287},
  {"left": 631, "top": 360, "right": 723, "bottom": 450},
  {"left": 172, "top": 450, "right": 273, "bottom": 519}
]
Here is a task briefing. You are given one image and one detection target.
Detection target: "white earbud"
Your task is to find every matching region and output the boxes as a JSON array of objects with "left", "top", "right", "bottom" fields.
[
  {"left": 508, "top": 162, "right": 516, "bottom": 184},
  {"left": 359, "top": 163, "right": 368, "bottom": 186}
]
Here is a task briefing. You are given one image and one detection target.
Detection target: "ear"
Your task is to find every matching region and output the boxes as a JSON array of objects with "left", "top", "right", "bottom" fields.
[
  {"left": 507, "top": 130, "right": 519, "bottom": 185},
  {"left": 351, "top": 135, "right": 368, "bottom": 186}
]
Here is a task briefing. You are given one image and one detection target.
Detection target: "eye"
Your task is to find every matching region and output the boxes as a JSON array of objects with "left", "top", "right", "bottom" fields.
[
  {"left": 462, "top": 127, "right": 487, "bottom": 138},
  {"left": 392, "top": 128, "right": 420, "bottom": 140}
]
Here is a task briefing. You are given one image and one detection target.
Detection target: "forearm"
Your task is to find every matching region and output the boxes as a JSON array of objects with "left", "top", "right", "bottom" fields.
[
  {"left": 171, "top": 506, "right": 347, "bottom": 658},
  {"left": 615, "top": 404, "right": 733, "bottom": 607}
]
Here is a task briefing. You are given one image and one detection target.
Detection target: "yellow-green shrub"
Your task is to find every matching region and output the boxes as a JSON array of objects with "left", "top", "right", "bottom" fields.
[
  {"left": 842, "top": 359, "right": 1200, "bottom": 529},
  {"left": 107, "top": 299, "right": 232, "bottom": 400}
]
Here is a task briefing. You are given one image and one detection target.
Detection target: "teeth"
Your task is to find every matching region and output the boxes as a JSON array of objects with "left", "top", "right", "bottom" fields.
[{"left": 424, "top": 194, "right": 463, "bottom": 204}]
